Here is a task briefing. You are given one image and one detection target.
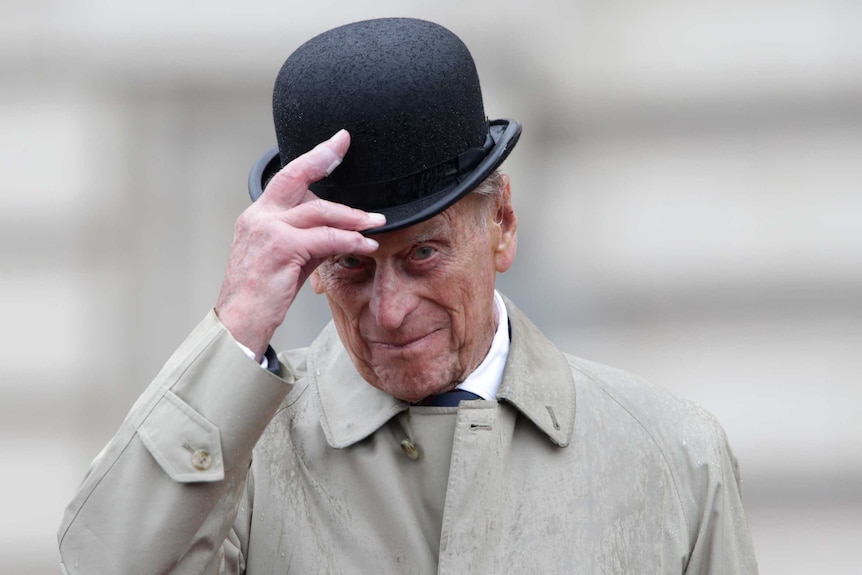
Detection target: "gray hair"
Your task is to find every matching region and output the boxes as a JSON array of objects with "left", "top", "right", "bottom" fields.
[{"left": 469, "top": 170, "right": 505, "bottom": 230}]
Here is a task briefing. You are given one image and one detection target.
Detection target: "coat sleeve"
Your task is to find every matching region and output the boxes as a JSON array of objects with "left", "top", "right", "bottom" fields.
[
  {"left": 57, "top": 310, "right": 293, "bottom": 575},
  {"left": 684, "top": 421, "right": 759, "bottom": 575}
]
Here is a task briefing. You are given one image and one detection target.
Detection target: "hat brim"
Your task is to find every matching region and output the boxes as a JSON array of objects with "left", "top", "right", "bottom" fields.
[{"left": 248, "top": 118, "right": 521, "bottom": 235}]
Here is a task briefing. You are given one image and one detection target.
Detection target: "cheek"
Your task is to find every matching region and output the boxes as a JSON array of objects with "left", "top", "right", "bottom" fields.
[
  {"left": 452, "top": 255, "right": 498, "bottom": 338},
  {"left": 327, "top": 300, "right": 378, "bottom": 374},
  {"left": 327, "top": 293, "right": 366, "bottom": 337},
  {"left": 319, "top": 271, "right": 369, "bottom": 320},
  {"left": 439, "top": 273, "right": 491, "bottom": 339},
  {"left": 320, "top": 280, "right": 372, "bottom": 354}
]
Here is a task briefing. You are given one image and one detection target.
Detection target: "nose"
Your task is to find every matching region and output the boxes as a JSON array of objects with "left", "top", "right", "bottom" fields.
[{"left": 368, "top": 265, "right": 418, "bottom": 331}]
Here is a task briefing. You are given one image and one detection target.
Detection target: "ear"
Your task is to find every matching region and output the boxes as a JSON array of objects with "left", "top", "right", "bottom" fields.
[
  {"left": 309, "top": 268, "right": 325, "bottom": 294},
  {"left": 493, "top": 174, "right": 518, "bottom": 273}
]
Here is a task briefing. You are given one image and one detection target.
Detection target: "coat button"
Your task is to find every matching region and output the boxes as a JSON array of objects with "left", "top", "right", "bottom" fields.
[
  {"left": 400, "top": 439, "right": 420, "bottom": 460},
  {"left": 191, "top": 449, "right": 212, "bottom": 471}
]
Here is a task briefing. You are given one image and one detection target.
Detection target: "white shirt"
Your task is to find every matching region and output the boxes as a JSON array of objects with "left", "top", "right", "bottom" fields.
[{"left": 454, "top": 290, "right": 509, "bottom": 401}]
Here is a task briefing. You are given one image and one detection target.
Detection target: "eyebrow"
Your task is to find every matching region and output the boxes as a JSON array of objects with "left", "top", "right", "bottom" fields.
[{"left": 405, "top": 218, "right": 447, "bottom": 245}]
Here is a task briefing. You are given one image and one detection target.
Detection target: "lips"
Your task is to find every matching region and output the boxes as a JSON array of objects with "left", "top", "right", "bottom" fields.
[{"left": 367, "top": 328, "right": 443, "bottom": 351}]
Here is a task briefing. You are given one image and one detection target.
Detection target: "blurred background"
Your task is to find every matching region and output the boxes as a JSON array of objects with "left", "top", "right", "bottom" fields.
[{"left": 2, "top": 0, "right": 860, "bottom": 573}]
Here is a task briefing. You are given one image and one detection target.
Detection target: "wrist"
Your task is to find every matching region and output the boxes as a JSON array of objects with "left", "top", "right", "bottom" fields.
[{"left": 213, "top": 305, "right": 273, "bottom": 361}]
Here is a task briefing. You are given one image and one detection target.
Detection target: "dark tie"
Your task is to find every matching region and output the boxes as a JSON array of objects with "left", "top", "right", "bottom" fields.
[{"left": 418, "top": 390, "right": 483, "bottom": 407}]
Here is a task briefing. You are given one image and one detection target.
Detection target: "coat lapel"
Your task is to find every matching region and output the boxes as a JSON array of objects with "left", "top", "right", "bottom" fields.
[{"left": 308, "top": 322, "right": 407, "bottom": 449}]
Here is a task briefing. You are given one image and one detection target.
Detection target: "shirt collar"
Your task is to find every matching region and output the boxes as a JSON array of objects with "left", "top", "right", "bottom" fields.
[{"left": 455, "top": 290, "right": 509, "bottom": 401}]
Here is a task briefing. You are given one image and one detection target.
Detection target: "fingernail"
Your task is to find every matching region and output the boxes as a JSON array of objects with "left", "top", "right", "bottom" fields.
[
  {"left": 324, "top": 130, "right": 349, "bottom": 175},
  {"left": 368, "top": 212, "right": 386, "bottom": 225},
  {"left": 364, "top": 237, "right": 379, "bottom": 249},
  {"left": 325, "top": 157, "right": 342, "bottom": 176}
]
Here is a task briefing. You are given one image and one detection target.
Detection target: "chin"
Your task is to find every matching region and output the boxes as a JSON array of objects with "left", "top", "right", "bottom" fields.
[{"left": 374, "top": 365, "right": 455, "bottom": 402}]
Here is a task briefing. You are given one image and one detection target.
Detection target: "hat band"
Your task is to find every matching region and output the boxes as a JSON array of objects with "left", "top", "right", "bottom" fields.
[{"left": 309, "top": 132, "right": 495, "bottom": 212}]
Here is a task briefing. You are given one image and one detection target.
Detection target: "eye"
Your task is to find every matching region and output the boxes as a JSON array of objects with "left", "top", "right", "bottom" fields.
[
  {"left": 412, "top": 245, "right": 436, "bottom": 261},
  {"left": 335, "top": 254, "right": 363, "bottom": 269}
]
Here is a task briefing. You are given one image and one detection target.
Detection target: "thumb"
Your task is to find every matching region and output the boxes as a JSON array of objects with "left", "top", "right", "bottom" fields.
[{"left": 261, "top": 129, "right": 351, "bottom": 208}]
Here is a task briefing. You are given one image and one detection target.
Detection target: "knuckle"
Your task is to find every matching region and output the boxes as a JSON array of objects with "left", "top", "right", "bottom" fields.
[
  {"left": 279, "top": 162, "right": 304, "bottom": 182},
  {"left": 311, "top": 199, "right": 331, "bottom": 219},
  {"left": 234, "top": 211, "right": 253, "bottom": 235},
  {"left": 323, "top": 225, "right": 339, "bottom": 245}
]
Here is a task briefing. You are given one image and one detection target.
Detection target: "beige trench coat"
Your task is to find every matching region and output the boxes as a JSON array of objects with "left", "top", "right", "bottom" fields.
[{"left": 58, "top": 298, "right": 758, "bottom": 574}]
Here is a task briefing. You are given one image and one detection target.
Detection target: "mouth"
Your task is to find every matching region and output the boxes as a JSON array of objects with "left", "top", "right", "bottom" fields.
[{"left": 368, "top": 328, "right": 443, "bottom": 352}]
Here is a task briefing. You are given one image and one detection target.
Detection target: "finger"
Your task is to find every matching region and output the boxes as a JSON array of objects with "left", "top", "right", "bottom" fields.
[
  {"left": 281, "top": 198, "right": 386, "bottom": 232},
  {"left": 260, "top": 129, "right": 351, "bottom": 209},
  {"left": 293, "top": 226, "right": 380, "bottom": 262}
]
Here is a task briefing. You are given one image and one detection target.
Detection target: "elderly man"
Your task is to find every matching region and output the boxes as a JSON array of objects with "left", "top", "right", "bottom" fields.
[{"left": 58, "top": 18, "right": 758, "bottom": 574}]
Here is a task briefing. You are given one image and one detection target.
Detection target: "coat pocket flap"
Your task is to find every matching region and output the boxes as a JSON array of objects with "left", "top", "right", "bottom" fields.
[{"left": 138, "top": 390, "right": 225, "bottom": 483}]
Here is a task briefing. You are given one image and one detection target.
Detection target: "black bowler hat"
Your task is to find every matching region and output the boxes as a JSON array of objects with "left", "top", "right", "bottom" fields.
[{"left": 248, "top": 17, "right": 521, "bottom": 234}]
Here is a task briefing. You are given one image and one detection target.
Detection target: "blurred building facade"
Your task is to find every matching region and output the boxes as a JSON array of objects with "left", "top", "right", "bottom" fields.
[{"left": 2, "top": 1, "right": 860, "bottom": 573}]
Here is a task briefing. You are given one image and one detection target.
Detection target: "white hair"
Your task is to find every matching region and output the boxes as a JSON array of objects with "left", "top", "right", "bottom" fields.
[{"left": 469, "top": 170, "right": 505, "bottom": 230}]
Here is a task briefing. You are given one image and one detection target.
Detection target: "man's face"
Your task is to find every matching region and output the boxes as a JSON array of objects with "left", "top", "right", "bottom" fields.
[{"left": 310, "top": 178, "right": 517, "bottom": 403}]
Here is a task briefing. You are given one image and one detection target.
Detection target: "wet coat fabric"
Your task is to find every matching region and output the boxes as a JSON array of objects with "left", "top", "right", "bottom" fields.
[{"left": 58, "top": 297, "right": 758, "bottom": 574}]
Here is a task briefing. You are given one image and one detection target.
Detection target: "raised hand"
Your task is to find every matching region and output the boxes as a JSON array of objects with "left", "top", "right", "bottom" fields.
[{"left": 215, "top": 130, "right": 384, "bottom": 359}]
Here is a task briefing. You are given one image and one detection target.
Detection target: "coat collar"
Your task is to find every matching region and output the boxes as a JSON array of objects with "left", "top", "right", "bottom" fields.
[
  {"left": 308, "top": 295, "right": 576, "bottom": 449},
  {"left": 495, "top": 295, "right": 576, "bottom": 447}
]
